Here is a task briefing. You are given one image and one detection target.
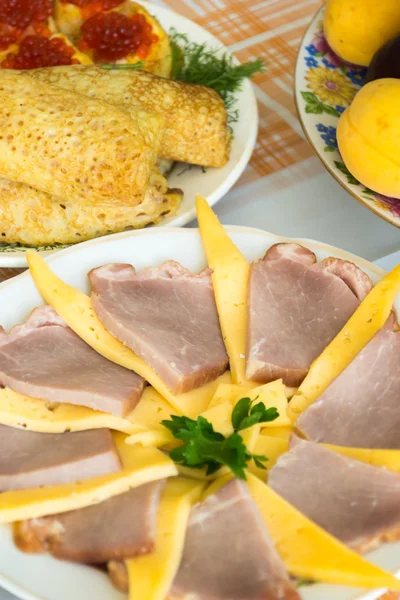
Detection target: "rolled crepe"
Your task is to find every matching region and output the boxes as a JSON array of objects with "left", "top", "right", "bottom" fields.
[
  {"left": 0, "top": 70, "right": 164, "bottom": 206},
  {"left": 27, "top": 65, "right": 231, "bottom": 167},
  {"left": 0, "top": 174, "right": 182, "bottom": 246}
]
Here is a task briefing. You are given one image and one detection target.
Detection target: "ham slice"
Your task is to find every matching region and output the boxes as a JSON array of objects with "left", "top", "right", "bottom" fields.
[
  {"left": 89, "top": 261, "right": 229, "bottom": 394},
  {"left": 246, "top": 244, "right": 372, "bottom": 386},
  {"left": 0, "top": 305, "right": 144, "bottom": 417},
  {"left": 14, "top": 480, "right": 165, "bottom": 563},
  {"left": 269, "top": 436, "right": 400, "bottom": 553},
  {"left": 297, "top": 314, "right": 400, "bottom": 448},
  {"left": 170, "top": 478, "right": 300, "bottom": 600},
  {"left": 0, "top": 425, "right": 121, "bottom": 491}
]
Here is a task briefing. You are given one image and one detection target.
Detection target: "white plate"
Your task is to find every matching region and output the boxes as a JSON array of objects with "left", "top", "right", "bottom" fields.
[
  {"left": 294, "top": 5, "right": 400, "bottom": 229},
  {"left": 0, "top": 0, "right": 258, "bottom": 268},
  {"left": 0, "top": 225, "right": 399, "bottom": 600}
]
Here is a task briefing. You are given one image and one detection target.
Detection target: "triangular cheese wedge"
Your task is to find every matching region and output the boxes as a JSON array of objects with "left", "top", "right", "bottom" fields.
[
  {"left": 249, "top": 435, "right": 289, "bottom": 479},
  {"left": 261, "top": 426, "right": 293, "bottom": 440},
  {"left": 0, "top": 387, "right": 140, "bottom": 434},
  {"left": 206, "top": 380, "right": 290, "bottom": 431},
  {"left": 246, "top": 472, "right": 400, "bottom": 589},
  {"left": 208, "top": 382, "right": 256, "bottom": 408},
  {"left": 172, "top": 372, "right": 232, "bottom": 417},
  {"left": 126, "top": 477, "right": 205, "bottom": 600},
  {"left": 196, "top": 195, "right": 249, "bottom": 384},
  {"left": 288, "top": 264, "right": 400, "bottom": 421},
  {"left": 0, "top": 433, "right": 177, "bottom": 523}
]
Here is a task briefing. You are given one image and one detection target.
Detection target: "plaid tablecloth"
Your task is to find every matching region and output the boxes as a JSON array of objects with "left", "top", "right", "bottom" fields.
[{"left": 0, "top": 2, "right": 399, "bottom": 599}]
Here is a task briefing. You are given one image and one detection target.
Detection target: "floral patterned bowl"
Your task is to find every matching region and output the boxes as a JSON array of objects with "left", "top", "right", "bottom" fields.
[{"left": 295, "top": 5, "right": 400, "bottom": 228}]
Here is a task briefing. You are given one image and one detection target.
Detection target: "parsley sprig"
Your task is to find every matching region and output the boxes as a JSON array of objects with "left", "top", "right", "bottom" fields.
[
  {"left": 161, "top": 396, "right": 278, "bottom": 479},
  {"left": 169, "top": 30, "right": 265, "bottom": 124}
]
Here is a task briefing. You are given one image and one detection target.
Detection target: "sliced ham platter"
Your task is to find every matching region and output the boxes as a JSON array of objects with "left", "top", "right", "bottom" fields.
[{"left": 0, "top": 196, "right": 399, "bottom": 600}]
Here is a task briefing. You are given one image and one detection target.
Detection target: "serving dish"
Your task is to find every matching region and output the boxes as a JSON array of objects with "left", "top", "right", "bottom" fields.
[
  {"left": 0, "top": 0, "right": 258, "bottom": 268},
  {"left": 294, "top": 5, "right": 400, "bottom": 229},
  {"left": 0, "top": 224, "right": 399, "bottom": 600}
]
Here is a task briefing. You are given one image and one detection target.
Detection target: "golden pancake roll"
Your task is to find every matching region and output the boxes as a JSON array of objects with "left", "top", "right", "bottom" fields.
[
  {"left": 0, "top": 70, "right": 164, "bottom": 207},
  {"left": 0, "top": 174, "right": 182, "bottom": 246},
  {"left": 27, "top": 65, "right": 231, "bottom": 167}
]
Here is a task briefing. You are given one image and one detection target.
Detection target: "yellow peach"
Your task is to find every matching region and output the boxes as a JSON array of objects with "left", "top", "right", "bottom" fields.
[
  {"left": 324, "top": 0, "right": 400, "bottom": 67},
  {"left": 337, "top": 79, "right": 400, "bottom": 198}
]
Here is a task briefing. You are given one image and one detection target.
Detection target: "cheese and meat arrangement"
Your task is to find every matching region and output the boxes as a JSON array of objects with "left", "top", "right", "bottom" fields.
[{"left": 0, "top": 198, "right": 400, "bottom": 598}]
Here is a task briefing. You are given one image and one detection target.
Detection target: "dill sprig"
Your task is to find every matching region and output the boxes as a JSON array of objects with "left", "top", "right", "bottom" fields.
[
  {"left": 101, "top": 61, "right": 145, "bottom": 70},
  {"left": 169, "top": 30, "right": 265, "bottom": 123}
]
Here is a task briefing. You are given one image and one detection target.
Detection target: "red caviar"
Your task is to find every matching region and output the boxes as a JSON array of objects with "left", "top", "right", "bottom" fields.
[
  {"left": 63, "top": 0, "right": 122, "bottom": 7},
  {"left": 60, "top": 0, "right": 125, "bottom": 22},
  {"left": 0, "top": 0, "right": 51, "bottom": 30},
  {"left": 78, "top": 12, "right": 158, "bottom": 62},
  {"left": 0, "top": 22, "right": 19, "bottom": 50},
  {"left": 2, "top": 34, "right": 79, "bottom": 69}
]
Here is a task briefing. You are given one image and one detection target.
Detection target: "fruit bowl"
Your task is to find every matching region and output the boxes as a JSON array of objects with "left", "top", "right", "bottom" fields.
[{"left": 294, "top": 5, "right": 400, "bottom": 228}]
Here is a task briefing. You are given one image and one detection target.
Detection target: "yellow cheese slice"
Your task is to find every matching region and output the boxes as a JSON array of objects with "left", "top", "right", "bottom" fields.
[
  {"left": 209, "top": 383, "right": 296, "bottom": 409},
  {"left": 125, "top": 429, "right": 175, "bottom": 448},
  {"left": 261, "top": 426, "right": 293, "bottom": 440},
  {"left": 208, "top": 382, "right": 257, "bottom": 408},
  {"left": 0, "top": 433, "right": 177, "bottom": 523},
  {"left": 249, "top": 435, "right": 289, "bottom": 479},
  {"left": 0, "top": 387, "right": 140, "bottom": 434},
  {"left": 126, "top": 477, "right": 205, "bottom": 600},
  {"left": 196, "top": 195, "right": 249, "bottom": 384},
  {"left": 26, "top": 251, "right": 231, "bottom": 416},
  {"left": 173, "top": 372, "right": 232, "bottom": 417},
  {"left": 322, "top": 444, "right": 400, "bottom": 473},
  {"left": 246, "top": 472, "right": 400, "bottom": 589},
  {"left": 202, "top": 380, "right": 290, "bottom": 436},
  {"left": 201, "top": 401, "right": 234, "bottom": 437},
  {"left": 129, "top": 387, "right": 178, "bottom": 430},
  {"left": 241, "top": 424, "right": 262, "bottom": 453},
  {"left": 288, "top": 264, "right": 400, "bottom": 421}
]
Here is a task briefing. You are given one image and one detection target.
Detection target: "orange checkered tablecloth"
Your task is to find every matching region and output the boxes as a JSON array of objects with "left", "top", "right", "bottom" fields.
[{"left": 164, "top": 0, "right": 322, "bottom": 185}]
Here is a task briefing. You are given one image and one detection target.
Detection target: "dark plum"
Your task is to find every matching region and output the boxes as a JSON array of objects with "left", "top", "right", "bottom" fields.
[{"left": 366, "top": 35, "right": 400, "bottom": 83}]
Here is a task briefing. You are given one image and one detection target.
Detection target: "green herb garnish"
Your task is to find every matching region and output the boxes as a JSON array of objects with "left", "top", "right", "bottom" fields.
[
  {"left": 232, "top": 396, "right": 280, "bottom": 431},
  {"left": 296, "top": 579, "right": 314, "bottom": 588},
  {"left": 101, "top": 61, "right": 145, "bottom": 70},
  {"left": 169, "top": 30, "right": 265, "bottom": 124},
  {"left": 161, "top": 396, "right": 278, "bottom": 479}
]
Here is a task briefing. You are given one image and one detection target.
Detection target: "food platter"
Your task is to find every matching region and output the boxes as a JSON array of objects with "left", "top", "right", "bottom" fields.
[
  {"left": 294, "top": 5, "right": 400, "bottom": 229},
  {"left": 0, "top": 0, "right": 258, "bottom": 268},
  {"left": 0, "top": 223, "right": 399, "bottom": 600}
]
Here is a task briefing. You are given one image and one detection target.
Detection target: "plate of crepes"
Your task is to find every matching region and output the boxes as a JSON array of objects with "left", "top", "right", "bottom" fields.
[
  {"left": 0, "top": 197, "right": 400, "bottom": 600},
  {"left": 0, "top": 0, "right": 260, "bottom": 266},
  {"left": 295, "top": 0, "right": 400, "bottom": 228}
]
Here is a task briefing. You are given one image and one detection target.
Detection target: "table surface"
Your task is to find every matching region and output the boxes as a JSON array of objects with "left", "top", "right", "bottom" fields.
[{"left": 0, "top": 0, "right": 399, "bottom": 598}]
